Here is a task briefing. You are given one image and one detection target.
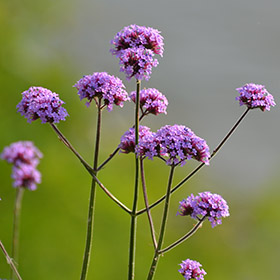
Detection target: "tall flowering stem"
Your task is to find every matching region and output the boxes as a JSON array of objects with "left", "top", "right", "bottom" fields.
[
  {"left": 140, "top": 159, "right": 157, "bottom": 249},
  {"left": 80, "top": 101, "right": 102, "bottom": 280},
  {"left": 11, "top": 187, "right": 24, "bottom": 280},
  {"left": 137, "top": 108, "right": 250, "bottom": 216},
  {"left": 128, "top": 79, "right": 141, "bottom": 280},
  {"left": 0, "top": 240, "right": 23, "bottom": 280},
  {"left": 147, "top": 165, "right": 175, "bottom": 280}
]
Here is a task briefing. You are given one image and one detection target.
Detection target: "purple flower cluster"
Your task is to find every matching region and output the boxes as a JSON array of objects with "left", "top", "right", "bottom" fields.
[
  {"left": 1, "top": 141, "right": 42, "bottom": 191},
  {"left": 120, "top": 124, "right": 210, "bottom": 166},
  {"left": 236, "top": 83, "right": 276, "bottom": 111},
  {"left": 119, "top": 126, "right": 154, "bottom": 155},
  {"left": 179, "top": 259, "right": 206, "bottom": 280},
  {"left": 17, "top": 87, "right": 68, "bottom": 123},
  {"left": 74, "top": 72, "right": 129, "bottom": 111},
  {"left": 110, "top": 24, "right": 164, "bottom": 80},
  {"left": 130, "top": 88, "right": 168, "bottom": 115},
  {"left": 178, "top": 191, "right": 229, "bottom": 228}
]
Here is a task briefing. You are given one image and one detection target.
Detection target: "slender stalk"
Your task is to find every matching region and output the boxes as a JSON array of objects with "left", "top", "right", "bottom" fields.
[
  {"left": 80, "top": 103, "right": 102, "bottom": 280},
  {"left": 11, "top": 187, "right": 24, "bottom": 280},
  {"left": 137, "top": 108, "right": 250, "bottom": 216},
  {"left": 50, "top": 123, "right": 131, "bottom": 213},
  {"left": 128, "top": 79, "right": 141, "bottom": 280},
  {"left": 159, "top": 216, "right": 206, "bottom": 254},
  {"left": 96, "top": 112, "right": 146, "bottom": 171},
  {"left": 140, "top": 159, "right": 157, "bottom": 249},
  {"left": 0, "top": 240, "right": 23, "bottom": 280},
  {"left": 147, "top": 165, "right": 175, "bottom": 280}
]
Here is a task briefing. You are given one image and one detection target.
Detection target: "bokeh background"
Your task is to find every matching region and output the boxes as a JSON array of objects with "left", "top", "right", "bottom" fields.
[{"left": 0, "top": 0, "right": 279, "bottom": 279}]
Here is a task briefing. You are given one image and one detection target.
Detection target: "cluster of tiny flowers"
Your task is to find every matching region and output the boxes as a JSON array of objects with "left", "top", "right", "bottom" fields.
[
  {"left": 236, "top": 83, "right": 276, "bottom": 111},
  {"left": 130, "top": 88, "right": 168, "bottom": 115},
  {"left": 111, "top": 24, "right": 164, "bottom": 80},
  {"left": 154, "top": 125, "right": 210, "bottom": 166},
  {"left": 1, "top": 141, "right": 42, "bottom": 191},
  {"left": 179, "top": 259, "right": 206, "bottom": 280},
  {"left": 74, "top": 72, "right": 129, "bottom": 111},
  {"left": 17, "top": 87, "right": 68, "bottom": 123},
  {"left": 178, "top": 191, "right": 230, "bottom": 228},
  {"left": 119, "top": 126, "right": 154, "bottom": 155}
]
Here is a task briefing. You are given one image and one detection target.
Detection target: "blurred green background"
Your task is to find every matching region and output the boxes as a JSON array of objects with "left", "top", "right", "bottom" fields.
[{"left": 0, "top": 0, "right": 279, "bottom": 279}]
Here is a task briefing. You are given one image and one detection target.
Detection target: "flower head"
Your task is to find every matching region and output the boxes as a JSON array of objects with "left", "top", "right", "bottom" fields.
[
  {"left": 119, "top": 126, "right": 154, "bottom": 154},
  {"left": 179, "top": 259, "right": 206, "bottom": 280},
  {"left": 17, "top": 87, "right": 68, "bottom": 123},
  {"left": 74, "top": 72, "right": 128, "bottom": 111},
  {"left": 154, "top": 125, "right": 210, "bottom": 166},
  {"left": 12, "top": 164, "right": 41, "bottom": 191},
  {"left": 178, "top": 191, "right": 230, "bottom": 228},
  {"left": 110, "top": 24, "right": 164, "bottom": 80},
  {"left": 130, "top": 88, "right": 168, "bottom": 115},
  {"left": 236, "top": 83, "right": 276, "bottom": 111},
  {"left": 1, "top": 141, "right": 42, "bottom": 167}
]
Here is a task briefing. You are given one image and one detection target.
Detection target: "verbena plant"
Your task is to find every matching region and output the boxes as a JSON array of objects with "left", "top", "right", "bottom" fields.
[{"left": 0, "top": 24, "right": 276, "bottom": 280}]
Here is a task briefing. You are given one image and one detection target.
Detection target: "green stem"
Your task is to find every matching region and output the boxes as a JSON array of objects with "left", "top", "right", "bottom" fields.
[
  {"left": 137, "top": 108, "right": 250, "bottom": 216},
  {"left": 159, "top": 216, "right": 206, "bottom": 254},
  {"left": 128, "top": 80, "right": 141, "bottom": 280},
  {"left": 11, "top": 187, "right": 24, "bottom": 280},
  {"left": 0, "top": 240, "right": 23, "bottom": 280},
  {"left": 80, "top": 104, "right": 102, "bottom": 280},
  {"left": 147, "top": 165, "right": 175, "bottom": 280},
  {"left": 140, "top": 159, "right": 157, "bottom": 249}
]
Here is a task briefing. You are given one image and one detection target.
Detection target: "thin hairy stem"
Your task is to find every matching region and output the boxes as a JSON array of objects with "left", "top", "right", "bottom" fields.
[
  {"left": 0, "top": 240, "right": 23, "bottom": 280},
  {"left": 50, "top": 123, "right": 131, "bottom": 213},
  {"left": 159, "top": 216, "right": 206, "bottom": 254},
  {"left": 137, "top": 108, "right": 250, "bottom": 216},
  {"left": 147, "top": 165, "right": 175, "bottom": 280},
  {"left": 140, "top": 159, "right": 157, "bottom": 249},
  {"left": 11, "top": 187, "right": 24, "bottom": 280},
  {"left": 128, "top": 79, "right": 141, "bottom": 280},
  {"left": 80, "top": 103, "right": 101, "bottom": 280}
]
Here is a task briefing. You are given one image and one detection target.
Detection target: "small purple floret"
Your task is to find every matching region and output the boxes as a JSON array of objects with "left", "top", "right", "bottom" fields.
[
  {"left": 119, "top": 126, "right": 154, "bottom": 155},
  {"left": 179, "top": 259, "right": 206, "bottom": 280},
  {"left": 110, "top": 24, "right": 164, "bottom": 81},
  {"left": 130, "top": 88, "right": 168, "bottom": 116},
  {"left": 12, "top": 164, "right": 41, "bottom": 191},
  {"left": 17, "top": 87, "right": 68, "bottom": 123},
  {"left": 1, "top": 141, "right": 42, "bottom": 167},
  {"left": 152, "top": 125, "right": 210, "bottom": 166},
  {"left": 236, "top": 83, "right": 276, "bottom": 111},
  {"left": 178, "top": 191, "right": 230, "bottom": 228},
  {"left": 74, "top": 72, "right": 128, "bottom": 111}
]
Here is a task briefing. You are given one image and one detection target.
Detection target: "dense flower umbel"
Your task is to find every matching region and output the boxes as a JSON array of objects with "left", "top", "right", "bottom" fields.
[
  {"left": 178, "top": 192, "right": 230, "bottom": 228},
  {"left": 74, "top": 72, "right": 128, "bottom": 111},
  {"left": 179, "top": 259, "right": 206, "bottom": 280},
  {"left": 17, "top": 87, "right": 68, "bottom": 123},
  {"left": 130, "top": 88, "right": 168, "bottom": 115},
  {"left": 110, "top": 24, "right": 164, "bottom": 80},
  {"left": 12, "top": 164, "right": 41, "bottom": 191},
  {"left": 119, "top": 126, "right": 154, "bottom": 154},
  {"left": 1, "top": 141, "right": 42, "bottom": 167},
  {"left": 236, "top": 83, "right": 276, "bottom": 111}
]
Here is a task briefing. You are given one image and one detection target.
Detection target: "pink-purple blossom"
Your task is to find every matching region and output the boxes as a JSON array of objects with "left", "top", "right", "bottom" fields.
[
  {"left": 17, "top": 87, "right": 68, "bottom": 123},
  {"left": 12, "top": 164, "right": 41, "bottom": 191},
  {"left": 74, "top": 72, "right": 128, "bottom": 111},
  {"left": 119, "top": 126, "right": 154, "bottom": 154},
  {"left": 130, "top": 88, "right": 168, "bottom": 116},
  {"left": 110, "top": 24, "right": 164, "bottom": 80},
  {"left": 179, "top": 259, "right": 206, "bottom": 280},
  {"left": 178, "top": 191, "right": 230, "bottom": 228},
  {"left": 236, "top": 83, "right": 276, "bottom": 111},
  {"left": 1, "top": 141, "right": 42, "bottom": 167}
]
